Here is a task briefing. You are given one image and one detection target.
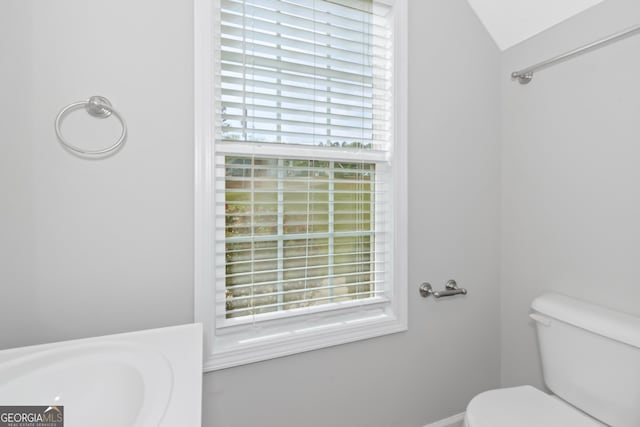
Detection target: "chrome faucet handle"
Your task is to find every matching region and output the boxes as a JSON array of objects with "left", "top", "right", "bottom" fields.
[{"left": 419, "top": 280, "right": 467, "bottom": 299}]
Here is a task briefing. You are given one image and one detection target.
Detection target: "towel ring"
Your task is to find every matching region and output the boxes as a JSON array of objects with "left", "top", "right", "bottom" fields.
[{"left": 55, "top": 96, "right": 127, "bottom": 156}]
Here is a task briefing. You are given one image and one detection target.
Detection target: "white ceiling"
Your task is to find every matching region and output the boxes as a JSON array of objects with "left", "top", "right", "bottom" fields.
[{"left": 466, "top": 0, "right": 606, "bottom": 50}]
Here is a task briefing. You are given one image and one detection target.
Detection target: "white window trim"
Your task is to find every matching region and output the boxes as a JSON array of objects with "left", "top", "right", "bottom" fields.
[{"left": 194, "top": 0, "right": 408, "bottom": 371}]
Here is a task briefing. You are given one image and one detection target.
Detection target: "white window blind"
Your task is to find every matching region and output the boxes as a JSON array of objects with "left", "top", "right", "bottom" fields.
[
  {"left": 216, "top": 0, "right": 392, "bottom": 151},
  {"left": 213, "top": 0, "right": 394, "bottom": 326},
  {"left": 219, "top": 157, "right": 388, "bottom": 321},
  {"left": 213, "top": 0, "right": 393, "bottom": 325}
]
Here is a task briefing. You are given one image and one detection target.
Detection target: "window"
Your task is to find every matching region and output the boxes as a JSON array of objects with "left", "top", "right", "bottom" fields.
[{"left": 195, "top": 0, "right": 407, "bottom": 370}]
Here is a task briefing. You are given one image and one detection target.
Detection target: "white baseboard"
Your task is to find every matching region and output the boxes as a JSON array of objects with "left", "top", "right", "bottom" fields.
[{"left": 423, "top": 412, "right": 465, "bottom": 427}]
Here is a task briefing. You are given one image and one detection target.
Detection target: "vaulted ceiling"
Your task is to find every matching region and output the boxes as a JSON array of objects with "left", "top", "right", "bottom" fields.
[{"left": 466, "top": 0, "right": 606, "bottom": 50}]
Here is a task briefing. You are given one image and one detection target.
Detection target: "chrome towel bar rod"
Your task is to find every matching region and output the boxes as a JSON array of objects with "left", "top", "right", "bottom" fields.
[
  {"left": 419, "top": 280, "right": 467, "bottom": 299},
  {"left": 511, "top": 24, "right": 640, "bottom": 84}
]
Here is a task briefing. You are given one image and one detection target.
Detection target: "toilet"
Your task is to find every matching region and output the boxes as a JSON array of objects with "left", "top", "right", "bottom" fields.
[{"left": 465, "top": 292, "right": 640, "bottom": 427}]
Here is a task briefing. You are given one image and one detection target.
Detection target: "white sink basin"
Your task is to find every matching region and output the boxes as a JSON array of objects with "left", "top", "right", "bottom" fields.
[{"left": 0, "top": 324, "right": 202, "bottom": 427}]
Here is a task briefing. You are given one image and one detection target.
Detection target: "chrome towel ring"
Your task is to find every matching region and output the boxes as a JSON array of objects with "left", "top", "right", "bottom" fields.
[{"left": 54, "top": 96, "right": 127, "bottom": 156}]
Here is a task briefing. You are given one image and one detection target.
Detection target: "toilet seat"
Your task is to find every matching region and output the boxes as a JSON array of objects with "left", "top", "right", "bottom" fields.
[{"left": 464, "top": 385, "right": 605, "bottom": 427}]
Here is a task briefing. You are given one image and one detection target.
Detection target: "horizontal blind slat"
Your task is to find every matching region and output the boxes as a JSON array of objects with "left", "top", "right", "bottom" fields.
[
  {"left": 224, "top": 260, "right": 381, "bottom": 279},
  {"left": 220, "top": 51, "right": 375, "bottom": 84},
  {"left": 225, "top": 280, "right": 383, "bottom": 296},
  {"left": 227, "top": 282, "right": 382, "bottom": 303},
  {"left": 219, "top": 88, "right": 378, "bottom": 113},
  {"left": 223, "top": 0, "right": 387, "bottom": 31},
  {"left": 225, "top": 274, "right": 383, "bottom": 291},
  {"left": 225, "top": 290, "right": 385, "bottom": 316},
  {"left": 219, "top": 230, "right": 383, "bottom": 244},
  {"left": 222, "top": 114, "right": 373, "bottom": 133},
  {"left": 219, "top": 64, "right": 377, "bottom": 95},
  {"left": 220, "top": 13, "right": 386, "bottom": 50},
  {"left": 219, "top": 101, "right": 386, "bottom": 123},
  {"left": 221, "top": 39, "right": 376, "bottom": 73},
  {"left": 220, "top": 3, "right": 388, "bottom": 45},
  {"left": 221, "top": 76, "right": 373, "bottom": 105},
  {"left": 219, "top": 13, "right": 379, "bottom": 54},
  {"left": 220, "top": 126, "right": 388, "bottom": 143},
  {"left": 225, "top": 250, "right": 381, "bottom": 266},
  {"left": 220, "top": 26, "right": 390, "bottom": 64}
]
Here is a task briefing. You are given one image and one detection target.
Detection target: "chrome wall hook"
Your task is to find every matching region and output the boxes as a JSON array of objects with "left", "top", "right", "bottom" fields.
[{"left": 419, "top": 280, "right": 467, "bottom": 299}]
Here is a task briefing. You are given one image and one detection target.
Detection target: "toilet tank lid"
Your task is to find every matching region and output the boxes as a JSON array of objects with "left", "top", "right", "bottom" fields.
[{"left": 532, "top": 293, "right": 640, "bottom": 349}]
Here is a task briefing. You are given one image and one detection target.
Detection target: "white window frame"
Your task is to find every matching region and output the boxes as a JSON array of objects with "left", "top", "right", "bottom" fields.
[{"left": 195, "top": 0, "right": 408, "bottom": 371}]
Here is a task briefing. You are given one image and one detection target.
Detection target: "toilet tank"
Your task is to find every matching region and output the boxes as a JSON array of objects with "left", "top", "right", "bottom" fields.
[{"left": 531, "top": 293, "right": 640, "bottom": 427}]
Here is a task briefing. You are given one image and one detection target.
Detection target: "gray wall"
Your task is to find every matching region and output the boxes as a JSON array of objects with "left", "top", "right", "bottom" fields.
[
  {"left": 0, "top": 1, "right": 501, "bottom": 426},
  {"left": 207, "top": 1, "right": 501, "bottom": 425},
  {"left": 0, "top": 0, "right": 194, "bottom": 349},
  {"left": 500, "top": 0, "right": 640, "bottom": 389}
]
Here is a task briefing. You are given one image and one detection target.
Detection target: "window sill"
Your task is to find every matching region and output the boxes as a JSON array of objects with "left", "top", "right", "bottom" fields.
[{"left": 203, "top": 308, "right": 407, "bottom": 371}]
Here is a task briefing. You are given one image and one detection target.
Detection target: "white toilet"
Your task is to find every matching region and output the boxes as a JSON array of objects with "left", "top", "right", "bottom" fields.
[{"left": 464, "top": 292, "right": 640, "bottom": 427}]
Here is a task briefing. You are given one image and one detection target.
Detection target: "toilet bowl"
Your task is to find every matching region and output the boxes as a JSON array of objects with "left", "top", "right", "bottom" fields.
[{"left": 464, "top": 293, "right": 640, "bottom": 427}]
